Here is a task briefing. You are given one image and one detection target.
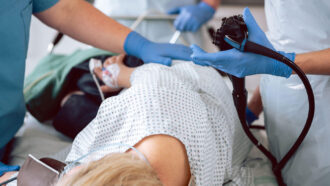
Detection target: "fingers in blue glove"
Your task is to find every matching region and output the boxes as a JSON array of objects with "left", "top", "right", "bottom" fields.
[
  {"left": 168, "top": 6, "right": 186, "bottom": 31},
  {"left": 185, "top": 16, "right": 200, "bottom": 32},
  {"left": 190, "top": 44, "right": 231, "bottom": 64},
  {"left": 242, "top": 7, "right": 275, "bottom": 50},
  {"left": 167, "top": 6, "right": 182, "bottom": 15},
  {"left": 243, "top": 8, "right": 260, "bottom": 34},
  {"left": 190, "top": 44, "right": 209, "bottom": 65},
  {"left": 168, "top": 2, "right": 215, "bottom": 32},
  {"left": 124, "top": 31, "right": 192, "bottom": 66},
  {"left": 154, "top": 42, "right": 192, "bottom": 60},
  {"left": 190, "top": 44, "right": 207, "bottom": 58},
  {"left": 175, "top": 12, "right": 192, "bottom": 31},
  {"left": 174, "top": 15, "right": 185, "bottom": 31},
  {"left": 190, "top": 22, "right": 200, "bottom": 32},
  {"left": 150, "top": 56, "right": 172, "bottom": 66}
]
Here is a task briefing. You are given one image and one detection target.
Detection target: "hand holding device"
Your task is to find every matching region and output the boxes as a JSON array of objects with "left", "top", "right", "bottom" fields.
[
  {"left": 124, "top": 31, "right": 192, "bottom": 66},
  {"left": 168, "top": 2, "right": 215, "bottom": 32},
  {"left": 191, "top": 8, "right": 295, "bottom": 78}
]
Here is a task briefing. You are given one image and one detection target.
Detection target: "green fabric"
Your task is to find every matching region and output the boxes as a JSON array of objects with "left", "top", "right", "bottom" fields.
[{"left": 24, "top": 48, "right": 115, "bottom": 122}]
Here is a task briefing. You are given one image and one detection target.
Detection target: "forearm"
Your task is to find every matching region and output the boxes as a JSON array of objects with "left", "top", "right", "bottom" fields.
[
  {"left": 247, "top": 49, "right": 330, "bottom": 115},
  {"left": 35, "top": 0, "right": 131, "bottom": 54},
  {"left": 293, "top": 48, "right": 330, "bottom": 75},
  {"left": 202, "top": 0, "right": 221, "bottom": 9}
]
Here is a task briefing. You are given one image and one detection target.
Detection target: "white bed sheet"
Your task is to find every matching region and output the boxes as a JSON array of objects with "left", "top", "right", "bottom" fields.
[{"left": 8, "top": 113, "right": 277, "bottom": 186}]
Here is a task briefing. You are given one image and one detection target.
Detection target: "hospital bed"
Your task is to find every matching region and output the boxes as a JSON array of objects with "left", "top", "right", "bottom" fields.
[
  {"left": 8, "top": 113, "right": 276, "bottom": 185},
  {"left": 7, "top": 12, "right": 278, "bottom": 186}
]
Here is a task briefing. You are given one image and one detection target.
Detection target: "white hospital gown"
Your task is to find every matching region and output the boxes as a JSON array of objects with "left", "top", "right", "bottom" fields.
[{"left": 65, "top": 62, "right": 252, "bottom": 185}]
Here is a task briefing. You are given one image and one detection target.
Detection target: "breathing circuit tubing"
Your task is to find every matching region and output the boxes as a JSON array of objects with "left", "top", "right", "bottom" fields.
[{"left": 213, "top": 15, "right": 315, "bottom": 186}]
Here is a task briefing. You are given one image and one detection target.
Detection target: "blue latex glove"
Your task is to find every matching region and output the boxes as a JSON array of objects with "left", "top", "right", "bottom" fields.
[
  {"left": 0, "top": 162, "right": 20, "bottom": 177},
  {"left": 191, "top": 7, "right": 295, "bottom": 78},
  {"left": 124, "top": 31, "right": 192, "bottom": 66},
  {"left": 168, "top": 2, "right": 215, "bottom": 32},
  {"left": 246, "top": 107, "right": 258, "bottom": 126}
]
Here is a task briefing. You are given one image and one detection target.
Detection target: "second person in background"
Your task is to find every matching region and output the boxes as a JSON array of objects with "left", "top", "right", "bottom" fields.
[{"left": 93, "top": 0, "right": 220, "bottom": 49}]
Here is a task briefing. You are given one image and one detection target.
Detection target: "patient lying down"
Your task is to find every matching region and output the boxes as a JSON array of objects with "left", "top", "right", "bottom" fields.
[{"left": 1, "top": 55, "right": 251, "bottom": 186}]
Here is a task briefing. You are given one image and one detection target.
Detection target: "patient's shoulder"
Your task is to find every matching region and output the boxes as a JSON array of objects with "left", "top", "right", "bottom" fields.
[{"left": 132, "top": 134, "right": 191, "bottom": 186}]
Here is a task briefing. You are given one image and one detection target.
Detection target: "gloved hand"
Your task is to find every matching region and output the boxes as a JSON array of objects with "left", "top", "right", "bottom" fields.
[
  {"left": 124, "top": 31, "right": 192, "bottom": 66},
  {"left": 168, "top": 2, "right": 215, "bottom": 32},
  {"left": 191, "top": 7, "right": 295, "bottom": 78},
  {"left": 0, "top": 162, "right": 20, "bottom": 177},
  {"left": 246, "top": 107, "right": 258, "bottom": 126}
]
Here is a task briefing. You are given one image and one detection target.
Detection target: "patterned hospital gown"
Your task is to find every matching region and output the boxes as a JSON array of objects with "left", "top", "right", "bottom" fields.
[{"left": 65, "top": 61, "right": 252, "bottom": 185}]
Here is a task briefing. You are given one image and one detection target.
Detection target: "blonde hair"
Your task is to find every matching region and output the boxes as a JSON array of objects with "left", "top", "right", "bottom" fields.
[{"left": 56, "top": 153, "right": 163, "bottom": 186}]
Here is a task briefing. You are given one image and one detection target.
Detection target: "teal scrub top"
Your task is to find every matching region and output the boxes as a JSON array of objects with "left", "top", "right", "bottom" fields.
[{"left": 0, "top": 0, "right": 59, "bottom": 148}]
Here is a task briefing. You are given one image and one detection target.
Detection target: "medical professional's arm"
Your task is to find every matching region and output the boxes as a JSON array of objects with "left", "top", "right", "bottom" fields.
[
  {"left": 191, "top": 8, "right": 294, "bottom": 78},
  {"left": 294, "top": 48, "right": 330, "bottom": 75},
  {"left": 246, "top": 49, "right": 330, "bottom": 124},
  {"left": 34, "top": 0, "right": 192, "bottom": 65},
  {"left": 34, "top": 0, "right": 129, "bottom": 54}
]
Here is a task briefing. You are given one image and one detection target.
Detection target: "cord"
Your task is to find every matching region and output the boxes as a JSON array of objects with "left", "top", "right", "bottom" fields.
[
  {"left": 245, "top": 41, "right": 315, "bottom": 170},
  {"left": 233, "top": 41, "right": 315, "bottom": 186},
  {"left": 213, "top": 14, "right": 315, "bottom": 185}
]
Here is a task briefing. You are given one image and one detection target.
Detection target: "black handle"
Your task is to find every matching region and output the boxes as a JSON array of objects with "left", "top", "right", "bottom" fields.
[{"left": 52, "top": 32, "right": 64, "bottom": 46}]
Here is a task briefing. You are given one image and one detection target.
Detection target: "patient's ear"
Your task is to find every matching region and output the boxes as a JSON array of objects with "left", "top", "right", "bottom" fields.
[{"left": 132, "top": 134, "right": 191, "bottom": 186}]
